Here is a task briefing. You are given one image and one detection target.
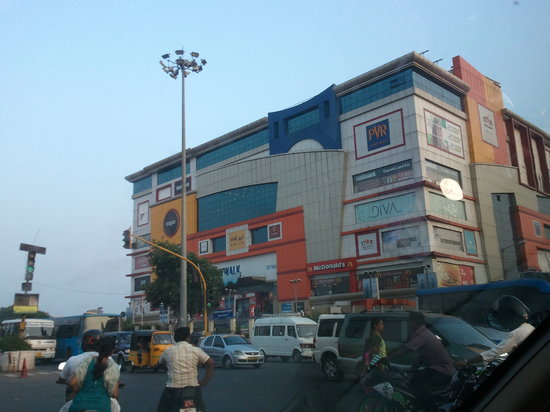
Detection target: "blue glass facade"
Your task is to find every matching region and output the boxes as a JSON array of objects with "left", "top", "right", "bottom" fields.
[
  {"left": 287, "top": 107, "right": 320, "bottom": 134},
  {"left": 158, "top": 163, "right": 190, "bottom": 185},
  {"left": 251, "top": 226, "right": 268, "bottom": 244},
  {"left": 196, "top": 129, "right": 269, "bottom": 170},
  {"left": 212, "top": 236, "right": 226, "bottom": 253},
  {"left": 198, "top": 183, "right": 278, "bottom": 231},
  {"left": 133, "top": 176, "right": 152, "bottom": 194},
  {"left": 340, "top": 69, "right": 462, "bottom": 114}
]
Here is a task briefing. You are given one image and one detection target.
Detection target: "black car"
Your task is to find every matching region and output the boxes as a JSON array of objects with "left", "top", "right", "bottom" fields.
[{"left": 104, "top": 331, "right": 132, "bottom": 365}]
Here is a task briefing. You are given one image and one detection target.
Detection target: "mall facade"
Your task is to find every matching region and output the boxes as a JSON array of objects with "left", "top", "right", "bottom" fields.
[{"left": 125, "top": 51, "right": 550, "bottom": 324}]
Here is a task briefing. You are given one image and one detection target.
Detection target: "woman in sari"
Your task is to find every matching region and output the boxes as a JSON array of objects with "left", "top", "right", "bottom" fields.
[{"left": 68, "top": 335, "right": 120, "bottom": 412}]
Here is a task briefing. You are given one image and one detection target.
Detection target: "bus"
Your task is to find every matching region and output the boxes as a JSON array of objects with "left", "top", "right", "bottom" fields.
[
  {"left": 416, "top": 278, "right": 550, "bottom": 342},
  {"left": 54, "top": 313, "right": 121, "bottom": 360},
  {"left": 0, "top": 318, "right": 56, "bottom": 361}
]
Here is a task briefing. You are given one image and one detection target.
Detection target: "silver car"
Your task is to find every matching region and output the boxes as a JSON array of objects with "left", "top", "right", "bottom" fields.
[{"left": 200, "top": 334, "right": 264, "bottom": 368}]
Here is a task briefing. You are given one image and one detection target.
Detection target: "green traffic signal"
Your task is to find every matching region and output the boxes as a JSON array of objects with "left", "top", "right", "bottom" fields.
[{"left": 25, "top": 251, "right": 36, "bottom": 280}]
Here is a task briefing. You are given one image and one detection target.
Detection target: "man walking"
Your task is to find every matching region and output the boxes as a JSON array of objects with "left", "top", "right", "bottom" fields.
[{"left": 156, "top": 327, "right": 215, "bottom": 412}]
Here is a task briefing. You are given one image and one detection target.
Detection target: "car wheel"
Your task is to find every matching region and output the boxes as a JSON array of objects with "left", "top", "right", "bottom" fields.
[
  {"left": 260, "top": 350, "right": 267, "bottom": 361},
  {"left": 117, "top": 354, "right": 124, "bottom": 365},
  {"left": 253, "top": 364, "right": 261, "bottom": 368},
  {"left": 322, "top": 355, "right": 342, "bottom": 382},
  {"left": 223, "top": 356, "right": 233, "bottom": 369},
  {"left": 291, "top": 350, "right": 302, "bottom": 363}
]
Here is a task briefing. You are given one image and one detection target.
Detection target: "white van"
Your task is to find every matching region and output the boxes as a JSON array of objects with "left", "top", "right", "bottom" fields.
[{"left": 251, "top": 314, "right": 317, "bottom": 362}]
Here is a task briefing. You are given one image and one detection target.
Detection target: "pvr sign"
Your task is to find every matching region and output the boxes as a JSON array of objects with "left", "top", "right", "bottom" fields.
[{"left": 366, "top": 119, "right": 390, "bottom": 151}]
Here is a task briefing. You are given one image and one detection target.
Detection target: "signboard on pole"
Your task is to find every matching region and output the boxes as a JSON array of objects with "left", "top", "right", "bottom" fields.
[
  {"left": 213, "top": 309, "right": 233, "bottom": 320},
  {"left": 13, "top": 293, "right": 39, "bottom": 313}
]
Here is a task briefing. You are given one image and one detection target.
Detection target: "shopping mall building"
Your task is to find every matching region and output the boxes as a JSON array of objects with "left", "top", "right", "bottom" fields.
[{"left": 125, "top": 51, "right": 550, "bottom": 325}]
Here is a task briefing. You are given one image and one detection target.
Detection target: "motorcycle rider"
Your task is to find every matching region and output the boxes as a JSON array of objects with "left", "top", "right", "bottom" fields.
[
  {"left": 156, "top": 326, "right": 215, "bottom": 412},
  {"left": 388, "top": 311, "right": 456, "bottom": 412},
  {"left": 456, "top": 295, "right": 535, "bottom": 366},
  {"left": 57, "top": 329, "right": 101, "bottom": 400}
]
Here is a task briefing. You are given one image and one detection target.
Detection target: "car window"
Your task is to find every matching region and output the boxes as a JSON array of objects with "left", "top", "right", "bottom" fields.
[
  {"left": 296, "top": 325, "right": 316, "bottom": 338},
  {"left": 153, "top": 333, "right": 175, "bottom": 344},
  {"left": 345, "top": 318, "right": 368, "bottom": 339},
  {"left": 382, "top": 319, "right": 405, "bottom": 343},
  {"left": 213, "top": 336, "right": 224, "bottom": 348},
  {"left": 427, "top": 317, "right": 495, "bottom": 350},
  {"left": 203, "top": 336, "right": 214, "bottom": 347},
  {"left": 317, "top": 319, "right": 337, "bottom": 337},
  {"left": 223, "top": 336, "right": 248, "bottom": 345},
  {"left": 256, "top": 326, "right": 270, "bottom": 336},
  {"left": 273, "top": 325, "right": 285, "bottom": 336},
  {"left": 287, "top": 325, "right": 296, "bottom": 337},
  {"left": 335, "top": 319, "right": 344, "bottom": 336}
]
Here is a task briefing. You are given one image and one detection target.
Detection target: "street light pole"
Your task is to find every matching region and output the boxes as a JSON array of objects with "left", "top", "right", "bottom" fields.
[{"left": 160, "top": 50, "right": 207, "bottom": 325}]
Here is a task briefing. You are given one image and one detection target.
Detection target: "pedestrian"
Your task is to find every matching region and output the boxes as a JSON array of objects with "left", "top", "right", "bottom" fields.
[
  {"left": 455, "top": 295, "right": 535, "bottom": 367},
  {"left": 388, "top": 311, "right": 456, "bottom": 412},
  {"left": 66, "top": 335, "right": 120, "bottom": 412},
  {"left": 370, "top": 317, "right": 386, "bottom": 357},
  {"left": 156, "top": 327, "right": 215, "bottom": 412}
]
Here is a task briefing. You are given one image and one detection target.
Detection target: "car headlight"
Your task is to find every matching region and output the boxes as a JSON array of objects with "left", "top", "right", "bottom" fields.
[
  {"left": 124, "top": 349, "right": 129, "bottom": 353},
  {"left": 233, "top": 350, "right": 244, "bottom": 355}
]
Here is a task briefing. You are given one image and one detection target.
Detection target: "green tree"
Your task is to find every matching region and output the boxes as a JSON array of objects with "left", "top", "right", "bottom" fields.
[{"left": 144, "top": 242, "right": 224, "bottom": 318}]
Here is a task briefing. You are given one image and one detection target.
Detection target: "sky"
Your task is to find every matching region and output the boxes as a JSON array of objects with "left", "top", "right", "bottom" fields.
[{"left": 1, "top": 0, "right": 549, "bottom": 317}]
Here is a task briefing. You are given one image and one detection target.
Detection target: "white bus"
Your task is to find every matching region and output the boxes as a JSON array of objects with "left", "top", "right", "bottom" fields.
[{"left": 0, "top": 318, "right": 56, "bottom": 361}]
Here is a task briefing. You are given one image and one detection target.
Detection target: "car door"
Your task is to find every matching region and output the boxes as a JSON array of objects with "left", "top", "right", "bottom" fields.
[
  {"left": 201, "top": 335, "right": 215, "bottom": 363},
  {"left": 212, "top": 336, "right": 226, "bottom": 365}
]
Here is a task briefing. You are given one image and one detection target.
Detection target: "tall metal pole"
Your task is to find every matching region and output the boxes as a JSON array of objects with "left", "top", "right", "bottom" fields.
[
  {"left": 160, "top": 50, "right": 206, "bottom": 327},
  {"left": 180, "top": 67, "right": 188, "bottom": 326}
]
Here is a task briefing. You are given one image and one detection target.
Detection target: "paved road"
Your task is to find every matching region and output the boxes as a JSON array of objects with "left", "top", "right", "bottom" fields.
[{"left": 0, "top": 358, "right": 358, "bottom": 412}]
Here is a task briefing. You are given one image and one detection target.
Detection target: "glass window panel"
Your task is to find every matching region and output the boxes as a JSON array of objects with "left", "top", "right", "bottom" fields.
[
  {"left": 198, "top": 183, "right": 277, "bottom": 231},
  {"left": 133, "top": 176, "right": 152, "bottom": 194}
]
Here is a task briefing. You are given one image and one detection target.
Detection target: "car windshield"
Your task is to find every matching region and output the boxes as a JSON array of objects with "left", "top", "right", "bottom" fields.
[
  {"left": 223, "top": 336, "right": 248, "bottom": 345},
  {"left": 24, "top": 325, "right": 55, "bottom": 339},
  {"left": 153, "top": 334, "right": 174, "bottom": 344},
  {"left": 296, "top": 325, "right": 316, "bottom": 338},
  {"left": 427, "top": 317, "right": 495, "bottom": 349}
]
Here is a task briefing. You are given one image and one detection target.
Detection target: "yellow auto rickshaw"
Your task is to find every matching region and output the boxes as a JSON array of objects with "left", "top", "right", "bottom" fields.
[{"left": 127, "top": 330, "right": 174, "bottom": 371}]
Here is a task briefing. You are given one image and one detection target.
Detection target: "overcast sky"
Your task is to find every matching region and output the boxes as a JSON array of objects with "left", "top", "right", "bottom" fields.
[{"left": 1, "top": 0, "right": 549, "bottom": 317}]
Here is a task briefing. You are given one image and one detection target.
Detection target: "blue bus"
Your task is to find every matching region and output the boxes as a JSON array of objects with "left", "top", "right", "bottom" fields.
[
  {"left": 54, "top": 313, "right": 121, "bottom": 360},
  {"left": 416, "top": 277, "right": 550, "bottom": 342}
]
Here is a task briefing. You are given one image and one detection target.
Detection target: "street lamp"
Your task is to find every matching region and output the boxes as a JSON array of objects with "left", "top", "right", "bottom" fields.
[
  {"left": 160, "top": 49, "right": 207, "bottom": 325},
  {"left": 289, "top": 279, "right": 302, "bottom": 312}
]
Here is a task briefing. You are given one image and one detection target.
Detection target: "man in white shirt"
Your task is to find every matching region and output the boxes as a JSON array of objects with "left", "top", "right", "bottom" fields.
[
  {"left": 156, "top": 327, "right": 215, "bottom": 412},
  {"left": 457, "top": 296, "right": 535, "bottom": 366}
]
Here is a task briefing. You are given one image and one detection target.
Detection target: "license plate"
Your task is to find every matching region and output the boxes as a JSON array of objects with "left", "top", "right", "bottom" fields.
[
  {"left": 36, "top": 352, "right": 42, "bottom": 358},
  {"left": 249, "top": 357, "right": 258, "bottom": 361}
]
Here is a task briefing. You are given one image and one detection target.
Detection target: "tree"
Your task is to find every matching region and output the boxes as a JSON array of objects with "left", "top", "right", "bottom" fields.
[{"left": 144, "top": 242, "right": 224, "bottom": 318}]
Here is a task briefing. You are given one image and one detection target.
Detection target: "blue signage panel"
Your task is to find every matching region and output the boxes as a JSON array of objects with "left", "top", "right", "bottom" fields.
[
  {"left": 281, "top": 303, "right": 292, "bottom": 312},
  {"left": 366, "top": 119, "right": 390, "bottom": 151},
  {"left": 213, "top": 309, "right": 233, "bottom": 320}
]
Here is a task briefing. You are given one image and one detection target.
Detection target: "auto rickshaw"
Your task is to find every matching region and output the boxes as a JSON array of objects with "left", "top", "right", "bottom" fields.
[{"left": 127, "top": 330, "right": 175, "bottom": 371}]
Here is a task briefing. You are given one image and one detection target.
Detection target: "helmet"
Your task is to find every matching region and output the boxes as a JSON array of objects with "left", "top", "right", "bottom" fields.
[
  {"left": 81, "top": 329, "right": 102, "bottom": 352},
  {"left": 490, "top": 296, "right": 530, "bottom": 330}
]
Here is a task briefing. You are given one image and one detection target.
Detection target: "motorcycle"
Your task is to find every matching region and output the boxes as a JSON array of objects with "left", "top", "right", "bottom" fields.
[{"left": 357, "top": 361, "right": 501, "bottom": 412}]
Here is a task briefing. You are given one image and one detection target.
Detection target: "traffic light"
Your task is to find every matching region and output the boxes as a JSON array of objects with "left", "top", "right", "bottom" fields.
[
  {"left": 25, "top": 251, "right": 36, "bottom": 281},
  {"left": 123, "top": 229, "right": 132, "bottom": 249}
]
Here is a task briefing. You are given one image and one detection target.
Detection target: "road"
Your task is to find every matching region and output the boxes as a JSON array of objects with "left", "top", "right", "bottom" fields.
[{"left": 0, "top": 358, "right": 359, "bottom": 412}]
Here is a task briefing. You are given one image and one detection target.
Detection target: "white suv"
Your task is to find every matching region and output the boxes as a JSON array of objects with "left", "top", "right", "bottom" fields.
[{"left": 312, "top": 314, "right": 345, "bottom": 381}]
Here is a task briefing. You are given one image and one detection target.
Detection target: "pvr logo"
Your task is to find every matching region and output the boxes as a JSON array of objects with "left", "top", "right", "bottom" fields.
[{"left": 366, "top": 119, "right": 390, "bottom": 151}]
